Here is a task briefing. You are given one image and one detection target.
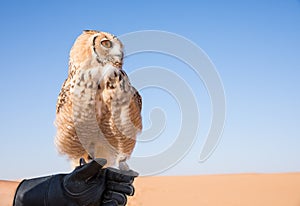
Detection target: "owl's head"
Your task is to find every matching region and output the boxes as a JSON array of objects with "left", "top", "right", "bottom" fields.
[{"left": 69, "top": 30, "right": 124, "bottom": 70}]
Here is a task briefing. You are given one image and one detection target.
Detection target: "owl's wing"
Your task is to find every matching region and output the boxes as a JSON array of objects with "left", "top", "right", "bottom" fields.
[
  {"left": 55, "top": 78, "right": 87, "bottom": 160},
  {"left": 96, "top": 69, "right": 142, "bottom": 159},
  {"left": 128, "top": 87, "right": 143, "bottom": 132}
]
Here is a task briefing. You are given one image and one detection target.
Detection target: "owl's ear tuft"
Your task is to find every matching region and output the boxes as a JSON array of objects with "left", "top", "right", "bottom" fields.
[{"left": 83, "top": 30, "right": 100, "bottom": 34}]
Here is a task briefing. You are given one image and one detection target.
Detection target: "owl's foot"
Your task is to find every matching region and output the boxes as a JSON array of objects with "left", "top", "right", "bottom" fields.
[
  {"left": 119, "top": 161, "right": 130, "bottom": 171},
  {"left": 109, "top": 160, "right": 130, "bottom": 171}
]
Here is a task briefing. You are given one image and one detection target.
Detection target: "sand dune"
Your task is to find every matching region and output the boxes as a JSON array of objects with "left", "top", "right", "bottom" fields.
[{"left": 128, "top": 173, "right": 300, "bottom": 206}]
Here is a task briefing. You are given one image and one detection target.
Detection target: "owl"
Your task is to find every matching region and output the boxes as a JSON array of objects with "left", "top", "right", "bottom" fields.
[{"left": 55, "top": 30, "right": 142, "bottom": 170}]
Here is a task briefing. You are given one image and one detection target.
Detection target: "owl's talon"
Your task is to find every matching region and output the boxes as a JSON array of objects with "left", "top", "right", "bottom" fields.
[{"left": 79, "top": 158, "right": 87, "bottom": 166}]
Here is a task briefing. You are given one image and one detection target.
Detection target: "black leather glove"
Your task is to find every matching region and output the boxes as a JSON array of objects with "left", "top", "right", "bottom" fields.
[
  {"left": 13, "top": 158, "right": 137, "bottom": 206},
  {"left": 102, "top": 168, "right": 138, "bottom": 206},
  {"left": 14, "top": 158, "right": 107, "bottom": 206}
]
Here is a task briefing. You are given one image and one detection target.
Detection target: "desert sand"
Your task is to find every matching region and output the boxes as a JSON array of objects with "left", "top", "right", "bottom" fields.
[{"left": 128, "top": 173, "right": 300, "bottom": 206}]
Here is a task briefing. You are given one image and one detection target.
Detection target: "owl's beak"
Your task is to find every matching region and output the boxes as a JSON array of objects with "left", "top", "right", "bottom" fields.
[{"left": 112, "top": 52, "right": 123, "bottom": 68}]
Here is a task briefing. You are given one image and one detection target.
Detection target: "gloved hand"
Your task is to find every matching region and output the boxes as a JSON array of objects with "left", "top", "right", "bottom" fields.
[
  {"left": 102, "top": 168, "right": 139, "bottom": 206},
  {"left": 13, "top": 158, "right": 138, "bottom": 206}
]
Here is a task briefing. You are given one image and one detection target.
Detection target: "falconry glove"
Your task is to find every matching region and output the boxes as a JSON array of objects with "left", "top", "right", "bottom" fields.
[
  {"left": 102, "top": 167, "right": 138, "bottom": 206},
  {"left": 12, "top": 158, "right": 122, "bottom": 205},
  {"left": 13, "top": 158, "right": 138, "bottom": 206}
]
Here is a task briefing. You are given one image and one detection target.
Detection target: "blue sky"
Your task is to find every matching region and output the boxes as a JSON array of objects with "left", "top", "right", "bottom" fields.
[{"left": 0, "top": 0, "right": 299, "bottom": 179}]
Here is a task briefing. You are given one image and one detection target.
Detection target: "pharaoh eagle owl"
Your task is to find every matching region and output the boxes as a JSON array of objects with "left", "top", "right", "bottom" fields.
[{"left": 55, "top": 30, "right": 142, "bottom": 170}]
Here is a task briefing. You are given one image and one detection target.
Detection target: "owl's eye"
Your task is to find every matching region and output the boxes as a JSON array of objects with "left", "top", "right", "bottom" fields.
[{"left": 101, "top": 39, "right": 112, "bottom": 48}]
